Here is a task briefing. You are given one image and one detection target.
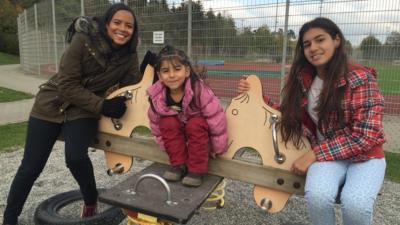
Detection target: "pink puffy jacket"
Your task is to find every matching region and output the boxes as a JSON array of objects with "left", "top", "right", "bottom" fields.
[{"left": 147, "top": 78, "right": 228, "bottom": 155}]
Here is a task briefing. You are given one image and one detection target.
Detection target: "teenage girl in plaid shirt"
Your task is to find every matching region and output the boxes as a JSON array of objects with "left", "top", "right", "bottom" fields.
[{"left": 239, "top": 17, "right": 385, "bottom": 225}]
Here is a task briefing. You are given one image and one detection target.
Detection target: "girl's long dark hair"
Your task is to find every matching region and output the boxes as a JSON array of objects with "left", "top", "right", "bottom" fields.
[
  {"left": 65, "top": 3, "right": 139, "bottom": 54},
  {"left": 154, "top": 45, "right": 206, "bottom": 108},
  {"left": 280, "top": 17, "right": 348, "bottom": 147},
  {"left": 101, "top": 3, "right": 139, "bottom": 53}
]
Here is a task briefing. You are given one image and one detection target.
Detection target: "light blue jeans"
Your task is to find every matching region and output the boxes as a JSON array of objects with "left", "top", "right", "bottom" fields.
[{"left": 305, "top": 158, "right": 386, "bottom": 225}]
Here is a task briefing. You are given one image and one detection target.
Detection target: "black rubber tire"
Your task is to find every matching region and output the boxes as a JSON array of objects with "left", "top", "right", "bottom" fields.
[{"left": 34, "top": 189, "right": 125, "bottom": 225}]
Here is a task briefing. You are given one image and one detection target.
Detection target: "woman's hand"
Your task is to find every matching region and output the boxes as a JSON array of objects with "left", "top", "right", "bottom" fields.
[
  {"left": 101, "top": 96, "right": 127, "bottom": 118},
  {"left": 291, "top": 151, "right": 317, "bottom": 175},
  {"left": 238, "top": 75, "right": 250, "bottom": 93}
]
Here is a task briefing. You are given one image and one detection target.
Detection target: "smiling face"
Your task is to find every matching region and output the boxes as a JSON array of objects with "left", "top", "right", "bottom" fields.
[
  {"left": 157, "top": 58, "right": 190, "bottom": 94},
  {"left": 302, "top": 27, "right": 340, "bottom": 75},
  {"left": 106, "top": 10, "right": 134, "bottom": 47}
]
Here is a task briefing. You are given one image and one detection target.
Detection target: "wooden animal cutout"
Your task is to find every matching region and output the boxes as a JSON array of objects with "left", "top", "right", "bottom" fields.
[
  {"left": 222, "top": 75, "right": 311, "bottom": 213},
  {"left": 98, "top": 65, "right": 154, "bottom": 175}
]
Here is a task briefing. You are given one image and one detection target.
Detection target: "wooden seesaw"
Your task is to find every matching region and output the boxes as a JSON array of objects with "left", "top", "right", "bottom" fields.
[
  {"left": 222, "top": 75, "right": 310, "bottom": 213},
  {"left": 91, "top": 63, "right": 311, "bottom": 224}
]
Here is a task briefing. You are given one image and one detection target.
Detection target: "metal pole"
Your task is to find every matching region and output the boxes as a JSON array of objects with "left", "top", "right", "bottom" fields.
[
  {"left": 17, "top": 15, "right": 23, "bottom": 69},
  {"left": 17, "top": 15, "right": 21, "bottom": 61},
  {"left": 280, "top": 0, "right": 290, "bottom": 102},
  {"left": 187, "top": 0, "right": 192, "bottom": 58},
  {"left": 34, "top": 4, "right": 40, "bottom": 75},
  {"left": 274, "top": 0, "right": 278, "bottom": 32},
  {"left": 319, "top": 0, "right": 324, "bottom": 17},
  {"left": 51, "top": 0, "right": 58, "bottom": 72},
  {"left": 319, "top": 0, "right": 323, "bottom": 16},
  {"left": 23, "top": 10, "right": 28, "bottom": 70},
  {"left": 81, "top": 0, "right": 85, "bottom": 16}
]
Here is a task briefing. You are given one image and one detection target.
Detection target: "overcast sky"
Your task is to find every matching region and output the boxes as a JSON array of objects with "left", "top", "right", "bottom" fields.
[{"left": 165, "top": 0, "right": 400, "bottom": 46}]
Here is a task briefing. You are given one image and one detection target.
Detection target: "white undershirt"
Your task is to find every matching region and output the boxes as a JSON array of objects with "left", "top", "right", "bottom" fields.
[{"left": 307, "top": 76, "right": 325, "bottom": 142}]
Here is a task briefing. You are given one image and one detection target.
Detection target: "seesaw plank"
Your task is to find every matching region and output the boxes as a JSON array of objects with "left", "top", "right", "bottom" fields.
[{"left": 91, "top": 133, "right": 305, "bottom": 195}]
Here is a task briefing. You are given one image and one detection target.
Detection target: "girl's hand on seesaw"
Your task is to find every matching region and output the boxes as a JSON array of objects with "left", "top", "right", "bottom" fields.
[
  {"left": 291, "top": 151, "right": 316, "bottom": 175},
  {"left": 238, "top": 75, "right": 250, "bottom": 93}
]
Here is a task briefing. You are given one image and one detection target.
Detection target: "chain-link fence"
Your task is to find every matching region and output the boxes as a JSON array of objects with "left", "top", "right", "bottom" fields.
[{"left": 17, "top": 0, "right": 400, "bottom": 114}]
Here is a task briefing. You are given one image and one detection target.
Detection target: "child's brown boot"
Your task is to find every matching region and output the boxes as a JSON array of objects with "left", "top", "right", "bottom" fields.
[
  {"left": 163, "top": 165, "right": 186, "bottom": 181},
  {"left": 182, "top": 173, "right": 203, "bottom": 187}
]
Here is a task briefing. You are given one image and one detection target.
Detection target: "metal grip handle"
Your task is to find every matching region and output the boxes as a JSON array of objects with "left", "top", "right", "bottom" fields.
[
  {"left": 107, "top": 163, "right": 124, "bottom": 176},
  {"left": 123, "top": 90, "right": 133, "bottom": 99},
  {"left": 270, "top": 114, "right": 286, "bottom": 164},
  {"left": 131, "top": 174, "right": 178, "bottom": 206},
  {"left": 111, "top": 90, "right": 133, "bottom": 130},
  {"left": 260, "top": 197, "right": 272, "bottom": 211}
]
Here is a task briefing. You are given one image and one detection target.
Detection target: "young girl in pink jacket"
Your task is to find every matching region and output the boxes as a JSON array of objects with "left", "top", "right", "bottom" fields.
[{"left": 147, "top": 45, "right": 228, "bottom": 187}]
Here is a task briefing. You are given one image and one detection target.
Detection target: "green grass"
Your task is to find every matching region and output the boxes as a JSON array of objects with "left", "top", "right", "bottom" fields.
[
  {"left": 0, "top": 87, "right": 34, "bottom": 102},
  {"left": 0, "top": 122, "right": 27, "bottom": 153},
  {"left": 385, "top": 151, "right": 400, "bottom": 183},
  {"left": 0, "top": 52, "right": 20, "bottom": 65},
  {"left": 365, "top": 64, "right": 400, "bottom": 95},
  {"left": 132, "top": 126, "right": 152, "bottom": 137}
]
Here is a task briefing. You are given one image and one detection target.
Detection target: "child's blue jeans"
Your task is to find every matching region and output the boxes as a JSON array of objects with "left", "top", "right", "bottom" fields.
[{"left": 305, "top": 158, "right": 386, "bottom": 225}]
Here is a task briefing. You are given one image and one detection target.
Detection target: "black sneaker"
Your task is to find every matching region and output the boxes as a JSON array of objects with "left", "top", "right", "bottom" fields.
[
  {"left": 182, "top": 172, "right": 203, "bottom": 187},
  {"left": 163, "top": 165, "right": 186, "bottom": 181}
]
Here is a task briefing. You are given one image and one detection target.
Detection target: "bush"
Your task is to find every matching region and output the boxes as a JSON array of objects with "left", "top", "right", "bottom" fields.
[{"left": 0, "top": 33, "right": 19, "bottom": 55}]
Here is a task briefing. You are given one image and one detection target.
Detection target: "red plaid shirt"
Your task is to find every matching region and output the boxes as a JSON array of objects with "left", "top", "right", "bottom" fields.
[
  {"left": 299, "top": 65, "right": 385, "bottom": 162},
  {"left": 265, "top": 63, "right": 385, "bottom": 162}
]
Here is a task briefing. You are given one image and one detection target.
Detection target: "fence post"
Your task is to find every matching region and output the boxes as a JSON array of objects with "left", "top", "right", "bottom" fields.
[
  {"left": 280, "top": 0, "right": 290, "bottom": 102},
  {"left": 81, "top": 0, "right": 85, "bottom": 16},
  {"left": 17, "top": 15, "right": 23, "bottom": 68},
  {"left": 22, "top": 10, "right": 28, "bottom": 69},
  {"left": 34, "top": 4, "right": 41, "bottom": 75},
  {"left": 51, "top": 0, "right": 58, "bottom": 73},
  {"left": 187, "top": 0, "right": 192, "bottom": 58}
]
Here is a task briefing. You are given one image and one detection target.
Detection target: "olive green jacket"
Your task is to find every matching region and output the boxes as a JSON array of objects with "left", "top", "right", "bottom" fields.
[{"left": 31, "top": 32, "right": 141, "bottom": 123}]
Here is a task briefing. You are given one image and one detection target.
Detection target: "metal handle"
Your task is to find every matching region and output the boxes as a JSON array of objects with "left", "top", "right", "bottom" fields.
[
  {"left": 124, "top": 90, "right": 133, "bottom": 99},
  {"left": 270, "top": 114, "right": 286, "bottom": 164},
  {"left": 129, "top": 174, "right": 178, "bottom": 206},
  {"left": 111, "top": 90, "right": 133, "bottom": 130},
  {"left": 107, "top": 163, "right": 124, "bottom": 176},
  {"left": 260, "top": 197, "right": 272, "bottom": 211},
  {"left": 111, "top": 118, "right": 122, "bottom": 130}
]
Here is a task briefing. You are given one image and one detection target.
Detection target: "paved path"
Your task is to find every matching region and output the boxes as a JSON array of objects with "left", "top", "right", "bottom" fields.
[
  {"left": 0, "top": 64, "right": 45, "bottom": 125},
  {"left": 0, "top": 64, "right": 399, "bottom": 153},
  {"left": 0, "top": 99, "right": 34, "bottom": 125},
  {"left": 0, "top": 64, "right": 45, "bottom": 95}
]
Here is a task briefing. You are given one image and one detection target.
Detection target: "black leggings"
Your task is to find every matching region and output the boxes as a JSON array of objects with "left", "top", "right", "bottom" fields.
[{"left": 3, "top": 116, "right": 99, "bottom": 225}]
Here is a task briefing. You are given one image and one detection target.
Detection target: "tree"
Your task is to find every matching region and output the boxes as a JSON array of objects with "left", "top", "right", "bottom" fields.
[
  {"left": 235, "top": 26, "right": 253, "bottom": 55},
  {"left": 0, "top": 0, "right": 18, "bottom": 33},
  {"left": 384, "top": 31, "right": 400, "bottom": 60},
  {"left": 84, "top": 0, "right": 111, "bottom": 17},
  {"left": 253, "top": 25, "right": 273, "bottom": 55},
  {"left": 0, "top": 0, "right": 19, "bottom": 54},
  {"left": 272, "top": 28, "right": 296, "bottom": 62},
  {"left": 360, "top": 35, "right": 382, "bottom": 60},
  {"left": 385, "top": 31, "right": 400, "bottom": 45},
  {"left": 11, "top": 0, "right": 39, "bottom": 9},
  {"left": 345, "top": 40, "right": 353, "bottom": 57}
]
